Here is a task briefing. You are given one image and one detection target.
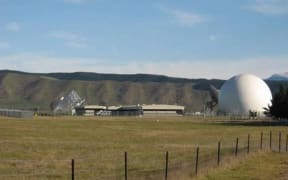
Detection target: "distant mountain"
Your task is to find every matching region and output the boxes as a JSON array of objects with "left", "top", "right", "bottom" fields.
[
  {"left": 267, "top": 72, "right": 288, "bottom": 81},
  {"left": 0, "top": 70, "right": 224, "bottom": 112},
  {"left": 0, "top": 70, "right": 287, "bottom": 112},
  {"left": 0, "top": 70, "right": 223, "bottom": 87}
]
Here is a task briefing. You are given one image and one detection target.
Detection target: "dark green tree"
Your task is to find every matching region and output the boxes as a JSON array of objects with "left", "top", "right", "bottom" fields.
[{"left": 264, "top": 85, "right": 288, "bottom": 119}]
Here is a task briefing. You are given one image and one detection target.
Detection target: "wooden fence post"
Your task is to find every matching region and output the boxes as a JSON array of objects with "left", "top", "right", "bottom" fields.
[
  {"left": 260, "top": 132, "right": 263, "bottom": 150},
  {"left": 125, "top": 152, "right": 128, "bottom": 180},
  {"left": 195, "top": 147, "right": 199, "bottom": 175},
  {"left": 270, "top": 131, "right": 272, "bottom": 150},
  {"left": 217, "top": 141, "right": 221, "bottom": 166},
  {"left": 165, "top": 151, "right": 169, "bottom": 180},
  {"left": 247, "top": 134, "right": 250, "bottom": 154},
  {"left": 71, "top": 159, "right": 75, "bottom": 180},
  {"left": 235, "top": 137, "right": 239, "bottom": 157},
  {"left": 279, "top": 132, "right": 281, "bottom": 153},
  {"left": 286, "top": 134, "right": 288, "bottom": 152}
]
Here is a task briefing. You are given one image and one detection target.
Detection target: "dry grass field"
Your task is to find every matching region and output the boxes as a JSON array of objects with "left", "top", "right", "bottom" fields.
[
  {"left": 0, "top": 116, "right": 287, "bottom": 179},
  {"left": 197, "top": 152, "right": 288, "bottom": 180}
]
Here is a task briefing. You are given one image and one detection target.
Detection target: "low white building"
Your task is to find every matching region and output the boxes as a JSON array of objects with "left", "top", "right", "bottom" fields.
[
  {"left": 75, "top": 104, "right": 185, "bottom": 116},
  {"left": 142, "top": 104, "right": 184, "bottom": 116}
]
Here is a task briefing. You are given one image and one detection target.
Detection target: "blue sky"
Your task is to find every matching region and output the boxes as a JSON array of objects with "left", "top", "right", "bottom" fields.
[{"left": 0, "top": 0, "right": 287, "bottom": 79}]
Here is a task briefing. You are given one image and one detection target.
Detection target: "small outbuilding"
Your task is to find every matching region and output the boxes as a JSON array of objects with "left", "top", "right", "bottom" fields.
[{"left": 0, "top": 109, "right": 34, "bottom": 118}]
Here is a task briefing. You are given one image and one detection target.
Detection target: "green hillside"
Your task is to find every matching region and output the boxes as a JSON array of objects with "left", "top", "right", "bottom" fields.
[
  {"left": 0, "top": 70, "right": 287, "bottom": 112},
  {"left": 0, "top": 71, "right": 214, "bottom": 112}
]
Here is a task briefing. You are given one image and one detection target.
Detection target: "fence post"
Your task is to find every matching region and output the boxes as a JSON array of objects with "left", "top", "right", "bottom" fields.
[
  {"left": 279, "top": 132, "right": 281, "bottom": 153},
  {"left": 217, "top": 141, "right": 221, "bottom": 166},
  {"left": 71, "top": 159, "right": 75, "bottom": 180},
  {"left": 165, "top": 151, "right": 169, "bottom": 180},
  {"left": 195, "top": 147, "right": 199, "bottom": 175},
  {"left": 270, "top": 131, "right": 272, "bottom": 150},
  {"left": 235, "top": 137, "right": 239, "bottom": 157},
  {"left": 260, "top": 132, "right": 263, "bottom": 150},
  {"left": 125, "top": 152, "right": 128, "bottom": 180},
  {"left": 286, "top": 134, "right": 288, "bottom": 152},
  {"left": 247, "top": 134, "right": 250, "bottom": 154}
]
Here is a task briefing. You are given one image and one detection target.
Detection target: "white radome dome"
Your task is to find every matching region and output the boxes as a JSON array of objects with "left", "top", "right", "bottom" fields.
[{"left": 218, "top": 74, "right": 272, "bottom": 116}]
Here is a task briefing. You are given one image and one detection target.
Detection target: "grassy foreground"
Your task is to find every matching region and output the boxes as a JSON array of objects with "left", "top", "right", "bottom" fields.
[
  {"left": 0, "top": 116, "right": 287, "bottom": 179},
  {"left": 197, "top": 152, "right": 288, "bottom": 180}
]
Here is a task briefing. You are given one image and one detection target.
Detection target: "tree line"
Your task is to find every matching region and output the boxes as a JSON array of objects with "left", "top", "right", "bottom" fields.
[{"left": 264, "top": 85, "right": 288, "bottom": 119}]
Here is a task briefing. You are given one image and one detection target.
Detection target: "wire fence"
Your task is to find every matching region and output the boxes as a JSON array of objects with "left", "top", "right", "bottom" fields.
[{"left": 0, "top": 130, "right": 287, "bottom": 179}]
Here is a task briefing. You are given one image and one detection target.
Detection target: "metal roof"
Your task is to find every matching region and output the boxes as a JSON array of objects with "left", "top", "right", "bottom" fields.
[{"left": 142, "top": 104, "right": 184, "bottom": 110}]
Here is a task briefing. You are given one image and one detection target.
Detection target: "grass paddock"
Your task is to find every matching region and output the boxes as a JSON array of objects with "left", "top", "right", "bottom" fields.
[{"left": 0, "top": 116, "right": 287, "bottom": 179}]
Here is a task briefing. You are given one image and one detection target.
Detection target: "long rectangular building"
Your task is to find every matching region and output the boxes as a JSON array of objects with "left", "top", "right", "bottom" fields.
[
  {"left": 74, "top": 104, "right": 184, "bottom": 116},
  {"left": 142, "top": 104, "right": 185, "bottom": 116}
]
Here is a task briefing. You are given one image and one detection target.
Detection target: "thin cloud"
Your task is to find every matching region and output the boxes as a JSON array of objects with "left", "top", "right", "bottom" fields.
[
  {"left": 0, "top": 53, "right": 287, "bottom": 79},
  {"left": 161, "top": 7, "right": 206, "bottom": 26},
  {"left": 5, "top": 22, "right": 20, "bottom": 32},
  {"left": 49, "top": 30, "right": 88, "bottom": 49},
  {"left": 95, "top": 57, "right": 288, "bottom": 79},
  {"left": 209, "top": 34, "right": 216, "bottom": 41},
  {"left": 64, "top": 0, "right": 86, "bottom": 3},
  {"left": 0, "top": 53, "right": 101, "bottom": 72},
  {"left": 171, "top": 10, "right": 205, "bottom": 26},
  {"left": 49, "top": 31, "right": 86, "bottom": 41},
  {"left": 249, "top": 0, "right": 288, "bottom": 15},
  {"left": 66, "top": 41, "right": 87, "bottom": 48},
  {"left": 0, "top": 42, "right": 11, "bottom": 49}
]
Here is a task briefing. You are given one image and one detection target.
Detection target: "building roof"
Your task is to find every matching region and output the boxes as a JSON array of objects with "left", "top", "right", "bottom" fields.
[
  {"left": 84, "top": 105, "right": 106, "bottom": 109},
  {"left": 142, "top": 104, "right": 184, "bottom": 110},
  {"left": 107, "top": 106, "right": 122, "bottom": 110}
]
